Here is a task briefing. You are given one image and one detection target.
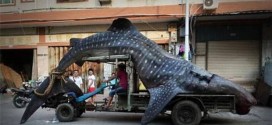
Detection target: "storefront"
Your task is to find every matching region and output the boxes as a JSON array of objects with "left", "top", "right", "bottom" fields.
[{"left": 194, "top": 17, "right": 265, "bottom": 92}]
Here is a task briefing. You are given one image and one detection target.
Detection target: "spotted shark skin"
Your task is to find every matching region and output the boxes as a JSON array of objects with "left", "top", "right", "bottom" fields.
[{"left": 21, "top": 18, "right": 256, "bottom": 125}]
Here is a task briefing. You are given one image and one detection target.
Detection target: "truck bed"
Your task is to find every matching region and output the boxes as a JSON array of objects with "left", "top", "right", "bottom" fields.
[{"left": 130, "top": 93, "right": 236, "bottom": 113}]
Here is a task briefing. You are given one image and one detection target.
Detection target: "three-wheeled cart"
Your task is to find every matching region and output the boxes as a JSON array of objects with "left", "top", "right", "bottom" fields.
[{"left": 42, "top": 55, "right": 236, "bottom": 125}]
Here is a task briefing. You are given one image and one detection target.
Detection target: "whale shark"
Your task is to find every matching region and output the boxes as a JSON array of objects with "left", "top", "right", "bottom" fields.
[{"left": 21, "top": 18, "right": 256, "bottom": 125}]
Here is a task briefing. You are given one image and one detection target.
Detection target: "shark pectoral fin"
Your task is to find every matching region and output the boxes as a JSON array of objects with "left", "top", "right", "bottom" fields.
[
  {"left": 141, "top": 81, "right": 181, "bottom": 125},
  {"left": 107, "top": 18, "right": 137, "bottom": 32},
  {"left": 70, "top": 38, "right": 82, "bottom": 47}
]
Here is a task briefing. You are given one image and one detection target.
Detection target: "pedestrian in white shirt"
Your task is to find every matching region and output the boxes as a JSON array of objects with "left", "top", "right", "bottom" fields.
[{"left": 69, "top": 70, "right": 83, "bottom": 92}]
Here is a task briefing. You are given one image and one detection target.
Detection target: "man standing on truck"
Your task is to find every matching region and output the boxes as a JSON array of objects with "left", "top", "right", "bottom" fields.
[{"left": 103, "top": 63, "right": 128, "bottom": 109}]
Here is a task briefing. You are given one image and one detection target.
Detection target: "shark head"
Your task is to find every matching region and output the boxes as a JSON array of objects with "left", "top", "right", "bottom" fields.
[
  {"left": 187, "top": 69, "right": 257, "bottom": 114},
  {"left": 208, "top": 75, "right": 257, "bottom": 114}
]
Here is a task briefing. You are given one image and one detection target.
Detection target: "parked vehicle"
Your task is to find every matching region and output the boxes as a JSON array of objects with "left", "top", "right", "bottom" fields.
[
  {"left": 41, "top": 55, "right": 236, "bottom": 125},
  {"left": 11, "top": 82, "right": 40, "bottom": 108}
]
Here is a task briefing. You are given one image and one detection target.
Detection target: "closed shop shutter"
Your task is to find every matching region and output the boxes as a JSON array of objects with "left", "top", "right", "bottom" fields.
[
  {"left": 195, "top": 42, "right": 206, "bottom": 69},
  {"left": 207, "top": 40, "right": 260, "bottom": 91}
]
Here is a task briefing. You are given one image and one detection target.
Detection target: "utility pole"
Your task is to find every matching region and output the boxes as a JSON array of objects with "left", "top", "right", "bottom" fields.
[{"left": 185, "top": 0, "right": 190, "bottom": 61}]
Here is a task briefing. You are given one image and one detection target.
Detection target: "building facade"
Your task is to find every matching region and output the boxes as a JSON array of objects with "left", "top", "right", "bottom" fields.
[{"left": 0, "top": 0, "right": 271, "bottom": 92}]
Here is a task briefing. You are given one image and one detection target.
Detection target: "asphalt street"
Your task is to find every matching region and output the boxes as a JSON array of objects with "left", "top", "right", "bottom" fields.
[{"left": 1, "top": 94, "right": 272, "bottom": 125}]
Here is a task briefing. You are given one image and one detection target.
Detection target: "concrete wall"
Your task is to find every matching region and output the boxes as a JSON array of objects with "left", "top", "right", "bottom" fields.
[
  {"left": 0, "top": 28, "right": 36, "bottom": 36},
  {"left": 0, "top": 0, "right": 180, "bottom": 13},
  {"left": 112, "top": 0, "right": 180, "bottom": 7},
  {"left": 46, "top": 23, "right": 168, "bottom": 34},
  {"left": 0, "top": 0, "right": 97, "bottom": 13},
  {"left": 37, "top": 46, "right": 49, "bottom": 78},
  {"left": 181, "top": 0, "right": 268, "bottom": 4},
  {"left": 0, "top": 0, "right": 267, "bottom": 13},
  {"left": 0, "top": 35, "right": 38, "bottom": 46}
]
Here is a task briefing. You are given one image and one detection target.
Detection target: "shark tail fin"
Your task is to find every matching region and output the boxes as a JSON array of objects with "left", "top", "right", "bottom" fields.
[
  {"left": 70, "top": 38, "right": 82, "bottom": 47},
  {"left": 141, "top": 81, "right": 182, "bottom": 125}
]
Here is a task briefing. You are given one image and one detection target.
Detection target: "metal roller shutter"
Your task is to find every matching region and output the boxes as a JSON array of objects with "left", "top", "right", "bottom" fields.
[
  {"left": 207, "top": 40, "right": 260, "bottom": 91},
  {"left": 195, "top": 42, "right": 206, "bottom": 69}
]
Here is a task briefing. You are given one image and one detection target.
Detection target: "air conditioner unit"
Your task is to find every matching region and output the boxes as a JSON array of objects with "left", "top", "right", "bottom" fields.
[{"left": 203, "top": 0, "right": 218, "bottom": 10}]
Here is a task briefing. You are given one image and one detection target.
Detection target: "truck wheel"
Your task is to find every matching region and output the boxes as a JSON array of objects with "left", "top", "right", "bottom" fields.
[
  {"left": 171, "top": 100, "right": 201, "bottom": 125},
  {"left": 13, "top": 94, "right": 27, "bottom": 108},
  {"left": 56, "top": 103, "right": 74, "bottom": 122}
]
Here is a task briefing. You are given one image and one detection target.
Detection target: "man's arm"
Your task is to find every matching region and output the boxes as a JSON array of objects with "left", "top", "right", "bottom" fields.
[{"left": 103, "top": 75, "right": 117, "bottom": 83}]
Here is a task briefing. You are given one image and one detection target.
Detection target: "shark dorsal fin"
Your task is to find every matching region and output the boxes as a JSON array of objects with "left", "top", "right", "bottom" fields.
[
  {"left": 107, "top": 18, "right": 137, "bottom": 32},
  {"left": 70, "top": 38, "right": 82, "bottom": 47}
]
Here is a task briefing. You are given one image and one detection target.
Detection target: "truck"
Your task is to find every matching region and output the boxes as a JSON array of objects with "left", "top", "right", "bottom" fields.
[{"left": 41, "top": 54, "right": 236, "bottom": 125}]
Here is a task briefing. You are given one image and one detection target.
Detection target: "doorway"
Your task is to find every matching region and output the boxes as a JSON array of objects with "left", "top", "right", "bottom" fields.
[{"left": 0, "top": 49, "right": 33, "bottom": 81}]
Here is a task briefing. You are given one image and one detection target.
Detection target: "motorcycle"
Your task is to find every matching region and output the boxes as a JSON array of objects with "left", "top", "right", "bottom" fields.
[{"left": 10, "top": 81, "right": 39, "bottom": 108}]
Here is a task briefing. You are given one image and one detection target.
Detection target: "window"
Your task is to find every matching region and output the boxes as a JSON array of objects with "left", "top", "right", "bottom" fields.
[
  {"left": 0, "top": 0, "right": 15, "bottom": 6},
  {"left": 57, "top": 0, "right": 87, "bottom": 3},
  {"left": 21, "top": 0, "right": 34, "bottom": 3}
]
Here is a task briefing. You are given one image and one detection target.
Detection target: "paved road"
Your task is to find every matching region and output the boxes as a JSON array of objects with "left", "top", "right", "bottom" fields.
[{"left": 1, "top": 94, "right": 272, "bottom": 125}]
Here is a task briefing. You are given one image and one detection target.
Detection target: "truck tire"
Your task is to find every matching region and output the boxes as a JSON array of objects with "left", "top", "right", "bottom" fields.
[
  {"left": 171, "top": 100, "right": 201, "bottom": 125},
  {"left": 56, "top": 103, "right": 74, "bottom": 122},
  {"left": 13, "top": 94, "right": 27, "bottom": 108}
]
